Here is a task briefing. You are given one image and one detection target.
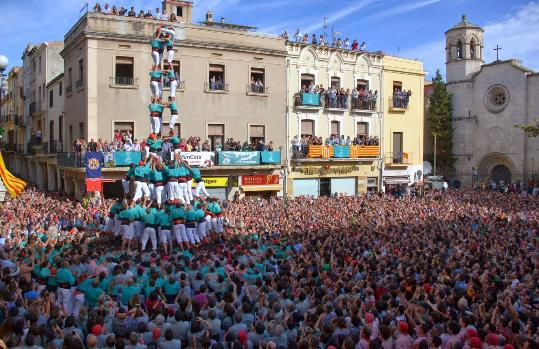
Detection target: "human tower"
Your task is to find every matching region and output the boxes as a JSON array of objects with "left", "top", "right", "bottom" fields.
[{"left": 102, "top": 24, "right": 223, "bottom": 254}]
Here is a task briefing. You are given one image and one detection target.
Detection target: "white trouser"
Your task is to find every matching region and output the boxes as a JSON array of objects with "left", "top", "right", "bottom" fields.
[
  {"left": 151, "top": 50, "right": 160, "bottom": 66},
  {"left": 133, "top": 181, "right": 150, "bottom": 201},
  {"left": 173, "top": 223, "right": 187, "bottom": 242},
  {"left": 211, "top": 217, "right": 218, "bottom": 233},
  {"left": 149, "top": 184, "right": 164, "bottom": 205},
  {"left": 168, "top": 182, "right": 185, "bottom": 203},
  {"left": 134, "top": 221, "right": 144, "bottom": 239},
  {"left": 159, "top": 228, "right": 171, "bottom": 244},
  {"left": 171, "top": 149, "right": 181, "bottom": 161},
  {"left": 169, "top": 79, "right": 178, "bottom": 96},
  {"left": 120, "top": 223, "right": 134, "bottom": 240},
  {"left": 141, "top": 227, "right": 157, "bottom": 251},
  {"left": 186, "top": 226, "right": 197, "bottom": 244},
  {"left": 205, "top": 215, "right": 212, "bottom": 233},
  {"left": 150, "top": 80, "right": 161, "bottom": 97},
  {"left": 195, "top": 180, "right": 210, "bottom": 197},
  {"left": 186, "top": 180, "right": 194, "bottom": 201},
  {"left": 113, "top": 216, "right": 121, "bottom": 237},
  {"left": 167, "top": 49, "right": 175, "bottom": 64},
  {"left": 179, "top": 182, "right": 190, "bottom": 204},
  {"left": 122, "top": 179, "right": 130, "bottom": 194},
  {"left": 149, "top": 117, "right": 163, "bottom": 135},
  {"left": 69, "top": 292, "right": 85, "bottom": 316},
  {"left": 169, "top": 114, "right": 179, "bottom": 129},
  {"left": 57, "top": 286, "right": 72, "bottom": 312},
  {"left": 216, "top": 217, "right": 224, "bottom": 233},
  {"left": 197, "top": 221, "right": 206, "bottom": 240}
]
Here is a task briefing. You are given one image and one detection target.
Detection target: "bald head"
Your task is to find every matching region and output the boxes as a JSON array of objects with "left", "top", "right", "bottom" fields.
[{"left": 86, "top": 334, "right": 98, "bottom": 348}]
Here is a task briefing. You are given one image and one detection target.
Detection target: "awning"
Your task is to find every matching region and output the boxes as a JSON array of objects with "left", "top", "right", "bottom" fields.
[{"left": 241, "top": 184, "right": 282, "bottom": 192}]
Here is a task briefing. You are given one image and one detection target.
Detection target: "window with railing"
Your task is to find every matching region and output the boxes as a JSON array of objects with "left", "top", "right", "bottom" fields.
[
  {"left": 248, "top": 68, "right": 266, "bottom": 94},
  {"left": 249, "top": 125, "right": 265, "bottom": 145},
  {"left": 208, "top": 124, "right": 225, "bottom": 150},
  {"left": 208, "top": 64, "right": 226, "bottom": 91},
  {"left": 114, "top": 56, "right": 135, "bottom": 85},
  {"left": 66, "top": 85, "right": 73, "bottom": 94},
  {"left": 330, "top": 121, "right": 340, "bottom": 137},
  {"left": 75, "top": 79, "right": 83, "bottom": 89}
]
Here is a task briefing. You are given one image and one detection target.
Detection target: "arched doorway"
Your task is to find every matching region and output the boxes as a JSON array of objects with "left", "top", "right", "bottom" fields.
[{"left": 491, "top": 164, "right": 511, "bottom": 184}]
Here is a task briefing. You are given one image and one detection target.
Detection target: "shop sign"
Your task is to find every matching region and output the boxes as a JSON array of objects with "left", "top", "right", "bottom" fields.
[
  {"left": 191, "top": 177, "right": 228, "bottom": 187},
  {"left": 296, "top": 165, "right": 355, "bottom": 176},
  {"left": 242, "top": 174, "right": 279, "bottom": 185}
]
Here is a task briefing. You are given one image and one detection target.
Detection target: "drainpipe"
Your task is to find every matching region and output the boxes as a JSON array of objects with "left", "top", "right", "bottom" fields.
[{"left": 378, "top": 67, "right": 384, "bottom": 192}]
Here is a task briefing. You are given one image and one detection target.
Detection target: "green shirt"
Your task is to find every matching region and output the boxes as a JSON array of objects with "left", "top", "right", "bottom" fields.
[
  {"left": 189, "top": 167, "right": 201, "bottom": 180},
  {"left": 159, "top": 212, "right": 172, "bottom": 229},
  {"left": 109, "top": 203, "right": 123, "bottom": 215},
  {"left": 149, "top": 169, "right": 165, "bottom": 182},
  {"left": 170, "top": 135, "right": 180, "bottom": 145},
  {"left": 169, "top": 206, "right": 186, "bottom": 220},
  {"left": 118, "top": 208, "right": 136, "bottom": 221},
  {"left": 85, "top": 286, "right": 104, "bottom": 307},
  {"left": 149, "top": 103, "right": 164, "bottom": 113},
  {"left": 186, "top": 209, "right": 197, "bottom": 222},
  {"left": 134, "top": 164, "right": 150, "bottom": 178},
  {"left": 142, "top": 209, "right": 158, "bottom": 226},
  {"left": 147, "top": 138, "right": 164, "bottom": 150},
  {"left": 120, "top": 285, "right": 141, "bottom": 306},
  {"left": 163, "top": 280, "right": 180, "bottom": 295},
  {"left": 195, "top": 208, "right": 205, "bottom": 221},
  {"left": 56, "top": 268, "right": 75, "bottom": 285},
  {"left": 149, "top": 71, "right": 163, "bottom": 79},
  {"left": 150, "top": 38, "right": 163, "bottom": 49}
]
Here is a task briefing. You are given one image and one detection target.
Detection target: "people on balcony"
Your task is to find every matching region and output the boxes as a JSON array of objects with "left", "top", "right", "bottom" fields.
[{"left": 393, "top": 89, "right": 412, "bottom": 108}]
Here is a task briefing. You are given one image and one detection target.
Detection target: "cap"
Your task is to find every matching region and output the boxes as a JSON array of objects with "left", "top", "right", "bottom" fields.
[
  {"left": 467, "top": 329, "right": 478, "bottom": 338},
  {"left": 138, "top": 160, "right": 145, "bottom": 166},
  {"left": 91, "top": 324, "right": 103, "bottom": 336},
  {"left": 149, "top": 133, "right": 157, "bottom": 140},
  {"left": 398, "top": 321, "right": 409, "bottom": 333},
  {"left": 470, "top": 338, "right": 482, "bottom": 349}
]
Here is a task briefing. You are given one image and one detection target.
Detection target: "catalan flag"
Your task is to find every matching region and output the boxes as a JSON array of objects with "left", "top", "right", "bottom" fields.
[{"left": 0, "top": 152, "right": 27, "bottom": 197}]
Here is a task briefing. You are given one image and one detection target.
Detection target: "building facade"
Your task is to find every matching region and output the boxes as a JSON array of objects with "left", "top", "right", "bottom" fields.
[
  {"left": 445, "top": 15, "right": 539, "bottom": 185},
  {"left": 285, "top": 42, "right": 383, "bottom": 196},
  {"left": 381, "top": 55, "right": 425, "bottom": 187},
  {"left": 58, "top": 0, "right": 287, "bottom": 199}
]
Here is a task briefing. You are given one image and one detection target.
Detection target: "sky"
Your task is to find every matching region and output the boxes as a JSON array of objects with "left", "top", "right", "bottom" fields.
[{"left": 1, "top": 0, "right": 538, "bottom": 79}]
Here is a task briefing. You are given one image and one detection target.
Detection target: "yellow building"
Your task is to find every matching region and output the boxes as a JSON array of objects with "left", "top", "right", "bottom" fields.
[
  {"left": 285, "top": 42, "right": 383, "bottom": 196},
  {"left": 381, "top": 55, "right": 425, "bottom": 188}
]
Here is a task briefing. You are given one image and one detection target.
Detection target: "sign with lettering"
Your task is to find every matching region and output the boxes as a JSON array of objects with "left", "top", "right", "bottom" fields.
[
  {"left": 218, "top": 151, "right": 260, "bottom": 166},
  {"left": 242, "top": 175, "right": 279, "bottom": 186},
  {"left": 296, "top": 165, "right": 355, "bottom": 176},
  {"left": 191, "top": 177, "right": 228, "bottom": 187},
  {"left": 181, "top": 152, "right": 215, "bottom": 168}
]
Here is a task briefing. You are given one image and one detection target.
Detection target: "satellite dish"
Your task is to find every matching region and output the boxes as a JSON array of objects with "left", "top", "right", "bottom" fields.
[{"left": 423, "top": 161, "right": 433, "bottom": 175}]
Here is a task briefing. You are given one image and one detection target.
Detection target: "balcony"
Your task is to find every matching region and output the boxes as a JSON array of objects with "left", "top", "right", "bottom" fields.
[
  {"left": 293, "top": 145, "right": 380, "bottom": 161},
  {"left": 41, "top": 140, "right": 59, "bottom": 154},
  {"left": 204, "top": 82, "right": 229, "bottom": 94},
  {"left": 66, "top": 85, "right": 73, "bottom": 94},
  {"left": 385, "top": 152, "right": 413, "bottom": 166},
  {"left": 388, "top": 96, "right": 410, "bottom": 112},
  {"left": 246, "top": 84, "right": 269, "bottom": 96},
  {"left": 294, "top": 92, "right": 322, "bottom": 110},
  {"left": 110, "top": 76, "right": 139, "bottom": 88},
  {"left": 75, "top": 79, "right": 84, "bottom": 90},
  {"left": 29, "top": 101, "right": 42, "bottom": 115},
  {"left": 351, "top": 99, "right": 377, "bottom": 113}
]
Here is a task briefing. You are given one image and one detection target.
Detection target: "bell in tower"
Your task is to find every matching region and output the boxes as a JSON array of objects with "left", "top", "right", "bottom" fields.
[{"left": 445, "top": 15, "right": 484, "bottom": 82}]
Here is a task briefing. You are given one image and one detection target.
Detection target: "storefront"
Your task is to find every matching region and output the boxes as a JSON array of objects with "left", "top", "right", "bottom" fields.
[
  {"left": 288, "top": 162, "right": 378, "bottom": 197},
  {"left": 192, "top": 176, "right": 230, "bottom": 200},
  {"left": 240, "top": 174, "right": 282, "bottom": 198}
]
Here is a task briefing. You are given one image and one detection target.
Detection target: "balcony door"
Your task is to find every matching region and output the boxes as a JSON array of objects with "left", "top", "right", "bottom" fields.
[{"left": 392, "top": 132, "right": 403, "bottom": 163}]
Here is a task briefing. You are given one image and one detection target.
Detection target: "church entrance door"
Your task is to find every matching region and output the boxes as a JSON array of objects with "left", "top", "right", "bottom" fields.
[{"left": 491, "top": 164, "right": 511, "bottom": 184}]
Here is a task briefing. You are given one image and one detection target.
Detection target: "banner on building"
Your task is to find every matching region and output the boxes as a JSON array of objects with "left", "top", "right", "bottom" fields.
[
  {"left": 85, "top": 178, "right": 102, "bottom": 192},
  {"left": 333, "top": 146, "right": 350, "bottom": 158},
  {"left": 113, "top": 151, "right": 142, "bottom": 167},
  {"left": 103, "top": 152, "right": 115, "bottom": 167},
  {"left": 181, "top": 152, "right": 215, "bottom": 168},
  {"left": 242, "top": 174, "right": 279, "bottom": 186},
  {"left": 85, "top": 151, "right": 104, "bottom": 178},
  {"left": 302, "top": 93, "right": 320, "bottom": 106},
  {"left": 191, "top": 177, "right": 228, "bottom": 187},
  {"left": 218, "top": 151, "right": 260, "bottom": 166},
  {"left": 260, "top": 151, "right": 281, "bottom": 164}
]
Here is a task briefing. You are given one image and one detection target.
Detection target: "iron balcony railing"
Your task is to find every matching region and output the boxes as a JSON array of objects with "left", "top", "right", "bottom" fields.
[
  {"left": 385, "top": 152, "right": 413, "bottom": 165},
  {"left": 75, "top": 79, "right": 84, "bottom": 89},
  {"left": 246, "top": 84, "right": 268, "bottom": 94},
  {"left": 111, "top": 76, "right": 138, "bottom": 86},
  {"left": 204, "top": 82, "right": 229, "bottom": 92}
]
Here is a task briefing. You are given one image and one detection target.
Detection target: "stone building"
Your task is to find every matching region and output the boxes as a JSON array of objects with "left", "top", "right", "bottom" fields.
[{"left": 446, "top": 15, "right": 539, "bottom": 185}]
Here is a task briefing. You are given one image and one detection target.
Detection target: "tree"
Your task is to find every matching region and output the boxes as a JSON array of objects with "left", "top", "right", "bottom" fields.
[
  {"left": 514, "top": 120, "right": 539, "bottom": 137},
  {"left": 427, "top": 70, "right": 455, "bottom": 173}
]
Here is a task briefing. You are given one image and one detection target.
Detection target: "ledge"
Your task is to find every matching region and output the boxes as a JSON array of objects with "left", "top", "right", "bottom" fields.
[
  {"left": 293, "top": 157, "right": 379, "bottom": 163},
  {"left": 388, "top": 107, "right": 407, "bottom": 113},
  {"left": 351, "top": 109, "right": 377, "bottom": 114},
  {"left": 109, "top": 84, "right": 139, "bottom": 89},
  {"left": 204, "top": 89, "right": 229, "bottom": 94},
  {"left": 162, "top": 87, "right": 186, "bottom": 93},
  {"left": 246, "top": 92, "right": 269, "bottom": 97}
]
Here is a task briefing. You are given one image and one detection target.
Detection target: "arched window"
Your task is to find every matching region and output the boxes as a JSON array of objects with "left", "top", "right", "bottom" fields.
[
  {"left": 470, "top": 39, "right": 476, "bottom": 59},
  {"left": 456, "top": 40, "right": 463, "bottom": 59}
]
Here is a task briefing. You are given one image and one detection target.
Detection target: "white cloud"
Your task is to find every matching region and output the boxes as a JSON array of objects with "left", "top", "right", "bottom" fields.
[
  {"left": 400, "top": 1, "right": 539, "bottom": 78},
  {"left": 302, "top": 0, "right": 381, "bottom": 33},
  {"left": 361, "top": 0, "right": 442, "bottom": 23}
]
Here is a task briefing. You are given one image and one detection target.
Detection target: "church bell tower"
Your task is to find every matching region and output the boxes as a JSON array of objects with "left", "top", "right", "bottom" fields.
[{"left": 445, "top": 15, "right": 484, "bottom": 82}]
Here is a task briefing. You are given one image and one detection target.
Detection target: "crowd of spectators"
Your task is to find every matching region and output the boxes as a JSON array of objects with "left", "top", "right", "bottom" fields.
[
  {"left": 0, "top": 186, "right": 537, "bottom": 349},
  {"left": 92, "top": 3, "right": 178, "bottom": 21},
  {"left": 282, "top": 30, "right": 367, "bottom": 51},
  {"left": 392, "top": 89, "right": 412, "bottom": 109},
  {"left": 296, "top": 84, "right": 378, "bottom": 110}
]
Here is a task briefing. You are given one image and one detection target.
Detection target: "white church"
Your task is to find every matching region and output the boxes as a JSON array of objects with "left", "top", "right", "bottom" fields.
[{"left": 445, "top": 15, "right": 539, "bottom": 185}]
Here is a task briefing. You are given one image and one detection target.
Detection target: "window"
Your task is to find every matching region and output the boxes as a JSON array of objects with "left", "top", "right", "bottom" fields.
[
  {"left": 393, "top": 81, "right": 402, "bottom": 92},
  {"left": 357, "top": 122, "right": 368, "bottom": 136},
  {"left": 177, "top": 6, "right": 183, "bottom": 17},
  {"left": 208, "top": 64, "right": 225, "bottom": 90},
  {"left": 79, "top": 122, "right": 84, "bottom": 139},
  {"left": 32, "top": 59, "right": 36, "bottom": 71},
  {"left": 357, "top": 79, "right": 369, "bottom": 92},
  {"left": 114, "top": 122, "right": 135, "bottom": 140},
  {"left": 68, "top": 68, "right": 72, "bottom": 86},
  {"left": 330, "top": 76, "right": 341, "bottom": 89},
  {"left": 114, "top": 56, "right": 134, "bottom": 85},
  {"left": 300, "top": 74, "right": 314, "bottom": 90},
  {"left": 59, "top": 82, "right": 62, "bottom": 96},
  {"left": 43, "top": 84, "right": 46, "bottom": 97},
  {"left": 208, "top": 124, "right": 224, "bottom": 150},
  {"left": 470, "top": 39, "right": 476, "bottom": 59},
  {"left": 330, "top": 121, "right": 340, "bottom": 137},
  {"left": 49, "top": 90, "right": 53, "bottom": 108},
  {"left": 38, "top": 57, "right": 42, "bottom": 73},
  {"left": 249, "top": 68, "right": 265, "bottom": 93},
  {"left": 485, "top": 85, "right": 509, "bottom": 113},
  {"left": 301, "top": 120, "right": 314, "bottom": 137},
  {"left": 38, "top": 86, "right": 42, "bottom": 101},
  {"left": 456, "top": 40, "right": 463, "bottom": 59},
  {"left": 49, "top": 120, "right": 54, "bottom": 145},
  {"left": 78, "top": 59, "right": 84, "bottom": 81},
  {"left": 59, "top": 115, "right": 63, "bottom": 146},
  {"left": 249, "top": 125, "right": 265, "bottom": 144},
  {"left": 392, "top": 132, "right": 403, "bottom": 163},
  {"left": 69, "top": 125, "right": 73, "bottom": 147}
]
